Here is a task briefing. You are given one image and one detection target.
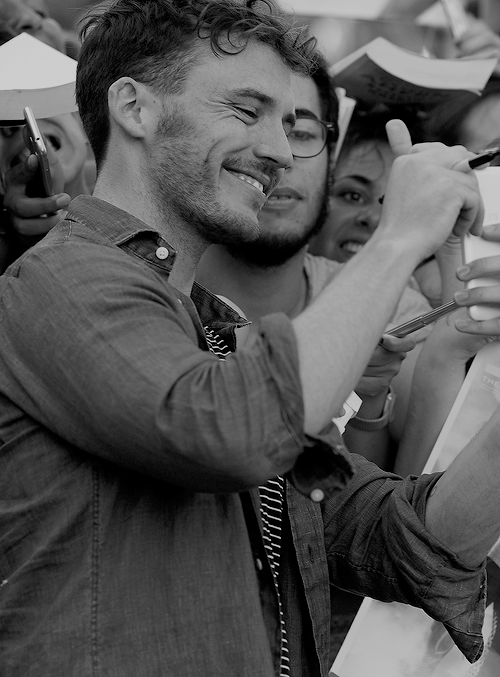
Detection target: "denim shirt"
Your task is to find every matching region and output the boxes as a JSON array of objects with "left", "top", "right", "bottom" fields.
[{"left": 0, "top": 196, "right": 487, "bottom": 676}]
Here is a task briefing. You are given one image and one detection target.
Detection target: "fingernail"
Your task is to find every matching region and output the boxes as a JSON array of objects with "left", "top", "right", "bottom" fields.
[
  {"left": 456, "top": 265, "right": 470, "bottom": 278},
  {"left": 455, "top": 318, "right": 471, "bottom": 330},
  {"left": 482, "top": 224, "right": 499, "bottom": 234},
  {"left": 56, "top": 194, "right": 71, "bottom": 208},
  {"left": 454, "top": 290, "right": 469, "bottom": 303}
]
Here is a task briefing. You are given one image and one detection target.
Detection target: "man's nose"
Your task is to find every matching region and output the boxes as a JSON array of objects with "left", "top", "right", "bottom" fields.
[{"left": 253, "top": 126, "right": 294, "bottom": 171}]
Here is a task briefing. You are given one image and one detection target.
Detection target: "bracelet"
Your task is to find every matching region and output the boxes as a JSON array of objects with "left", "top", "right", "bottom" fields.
[{"left": 348, "top": 387, "right": 396, "bottom": 432}]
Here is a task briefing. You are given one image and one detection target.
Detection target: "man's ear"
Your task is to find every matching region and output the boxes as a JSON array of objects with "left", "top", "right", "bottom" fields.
[{"left": 107, "top": 77, "right": 153, "bottom": 140}]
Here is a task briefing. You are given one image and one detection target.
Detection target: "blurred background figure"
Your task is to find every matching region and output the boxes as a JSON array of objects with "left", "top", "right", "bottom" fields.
[
  {"left": 0, "top": 0, "right": 76, "bottom": 55},
  {"left": 425, "top": 75, "right": 500, "bottom": 152},
  {"left": 0, "top": 0, "right": 92, "bottom": 267}
]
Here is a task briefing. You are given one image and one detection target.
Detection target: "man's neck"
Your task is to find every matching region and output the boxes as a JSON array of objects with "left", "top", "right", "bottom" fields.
[
  {"left": 93, "top": 178, "right": 206, "bottom": 297},
  {"left": 65, "top": 167, "right": 93, "bottom": 202},
  {"left": 196, "top": 244, "right": 309, "bottom": 322}
]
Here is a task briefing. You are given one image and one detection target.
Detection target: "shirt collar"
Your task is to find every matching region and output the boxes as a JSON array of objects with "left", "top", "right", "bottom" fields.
[
  {"left": 68, "top": 195, "right": 172, "bottom": 248},
  {"left": 67, "top": 195, "right": 249, "bottom": 340}
]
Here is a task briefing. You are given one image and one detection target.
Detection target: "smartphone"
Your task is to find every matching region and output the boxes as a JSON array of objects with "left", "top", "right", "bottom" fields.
[
  {"left": 23, "top": 106, "right": 53, "bottom": 198},
  {"left": 461, "top": 167, "right": 500, "bottom": 321}
]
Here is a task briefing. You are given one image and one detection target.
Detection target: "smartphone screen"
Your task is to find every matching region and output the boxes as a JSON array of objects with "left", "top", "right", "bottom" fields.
[{"left": 23, "top": 107, "right": 53, "bottom": 198}]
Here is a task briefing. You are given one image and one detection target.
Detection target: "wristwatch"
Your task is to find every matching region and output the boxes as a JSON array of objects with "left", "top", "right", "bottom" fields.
[{"left": 348, "top": 387, "right": 396, "bottom": 432}]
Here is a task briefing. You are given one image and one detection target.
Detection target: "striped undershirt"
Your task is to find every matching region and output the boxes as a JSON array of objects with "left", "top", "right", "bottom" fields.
[{"left": 204, "top": 327, "right": 291, "bottom": 677}]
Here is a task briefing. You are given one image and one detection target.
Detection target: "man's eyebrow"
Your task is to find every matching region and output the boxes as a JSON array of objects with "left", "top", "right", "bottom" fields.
[
  {"left": 230, "top": 87, "right": 272, "bottom": 102},
  {"left": 229, "top": 88, "right": 296, "bottom": 126},
  {"left": 295, "top": 107, "right": 319, "bottom": 120}
]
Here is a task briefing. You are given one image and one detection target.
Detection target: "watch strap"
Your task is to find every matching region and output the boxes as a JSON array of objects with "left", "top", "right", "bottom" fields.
[{"left": 348, "top": 387, "right": 396, "bottom": 432}]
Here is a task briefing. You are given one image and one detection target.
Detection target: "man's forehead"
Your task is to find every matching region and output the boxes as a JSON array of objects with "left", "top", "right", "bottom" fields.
[
  {"left": 193, "top": 38, "right": 294, "bottom": 93},
  {"left": 290, "top": 75, "right": 321, "bottom": 118}
]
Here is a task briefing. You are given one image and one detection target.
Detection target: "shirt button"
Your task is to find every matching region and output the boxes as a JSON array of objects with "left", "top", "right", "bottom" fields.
[
  {"left": 310, "top": 489, "right": 324, "bottom": 503},
  {"left": 255, "top": 558, "right": 263, "bottom": 571},
  {"left": 155, "top": 246, "right": 169, "bottom": 260}
]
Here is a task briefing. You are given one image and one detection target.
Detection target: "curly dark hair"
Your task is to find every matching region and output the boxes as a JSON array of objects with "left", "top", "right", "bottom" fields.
[
  {"left": 310, "top": 54, "right": 339, "bottom": 152},
  {"left": 76, "top": 0, "right": 319, "bottom": 169}
]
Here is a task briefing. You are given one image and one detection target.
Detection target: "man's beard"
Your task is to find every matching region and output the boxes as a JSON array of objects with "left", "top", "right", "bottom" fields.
[
  {"left": 147, "top": 111, "right": 264, "bottom": 248},
  {"left": 226, "top": 182, "right": 330, "bottom": 268}
]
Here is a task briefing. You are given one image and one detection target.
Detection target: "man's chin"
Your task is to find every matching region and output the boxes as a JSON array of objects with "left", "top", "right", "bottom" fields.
[
  {"left": 226, "top": 234, "right": 309, "bottom": 268},
  {"left": 205, "top": 208, "right": 261, "bottom": 247}
]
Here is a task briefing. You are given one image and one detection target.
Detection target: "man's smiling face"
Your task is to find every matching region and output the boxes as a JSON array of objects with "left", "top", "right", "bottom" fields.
[
  {"left": 225, "top": 73, "right": 331, "bottom": 267},
  {"left": 146, "top": 38, "right": 295, "bottom": 247}
]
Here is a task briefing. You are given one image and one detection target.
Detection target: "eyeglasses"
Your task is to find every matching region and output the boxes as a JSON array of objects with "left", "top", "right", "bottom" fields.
[{"left": 287, "top": 117, "right": 338, "bottom": 159}]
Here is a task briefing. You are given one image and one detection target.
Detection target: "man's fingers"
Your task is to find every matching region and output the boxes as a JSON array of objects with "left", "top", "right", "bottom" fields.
[
  {"left": 455, "top": 315, "right": 500, "bottom": 336},
  {"left": 12, "top": 212, "right": 66, "bottom": 237},
  {"left": 481, "top": 224, "right": 500, "bottom": 241},
  {"left": 5, "top": 193, "right": 69, "bottom": 218},
  {"left": 452, "top": 180, "right": 484, "bottom": 238},
  {"left": 4, "top": 153, "right": 39, "bottom": 189},
  {"left": 457, "top": 254, "right": 500, "bottom": 281},
  {"left": 378, "top": 333, "right": 417, "bottom": 352},
  {"left": 386, "top": 119, "right": 413, "bottom": 156}
]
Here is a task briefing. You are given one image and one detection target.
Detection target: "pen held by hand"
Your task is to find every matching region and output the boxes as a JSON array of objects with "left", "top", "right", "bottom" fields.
[
  {"left": 453, "top": 147, "right": 500, "bottom": 172},
  {"left": 384, "top": 300, "right": 459, "bottom": 339}
]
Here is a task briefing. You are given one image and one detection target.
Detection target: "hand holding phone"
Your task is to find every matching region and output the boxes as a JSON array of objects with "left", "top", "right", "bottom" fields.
[{"left": 23, "top": 106, "right": 53, "bottom": 199}]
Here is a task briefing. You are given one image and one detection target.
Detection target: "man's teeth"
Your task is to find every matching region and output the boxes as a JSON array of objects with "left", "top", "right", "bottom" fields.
[
  {"left": 342, "top": 241, "right": 364, "bottom": 255},
  {"left": 234, "top": 173, "right": 264, "bottom": 193}
]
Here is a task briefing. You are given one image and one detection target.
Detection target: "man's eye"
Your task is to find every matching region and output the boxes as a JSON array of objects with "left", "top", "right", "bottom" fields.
[
  {"left": 235, "top": 107, "right": 258, "bottom": 120},
  {"left": 288, "top": 129, "right": 315, "bottom": 142}
]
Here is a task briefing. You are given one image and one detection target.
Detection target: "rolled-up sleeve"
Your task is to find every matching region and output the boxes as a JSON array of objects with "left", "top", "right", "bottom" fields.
[
  {"left": 0, "top": 243, "right": 313, "bottom": 492},
  {"left": 323, "top": 454, "right": 486, "bottom": 662}
]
